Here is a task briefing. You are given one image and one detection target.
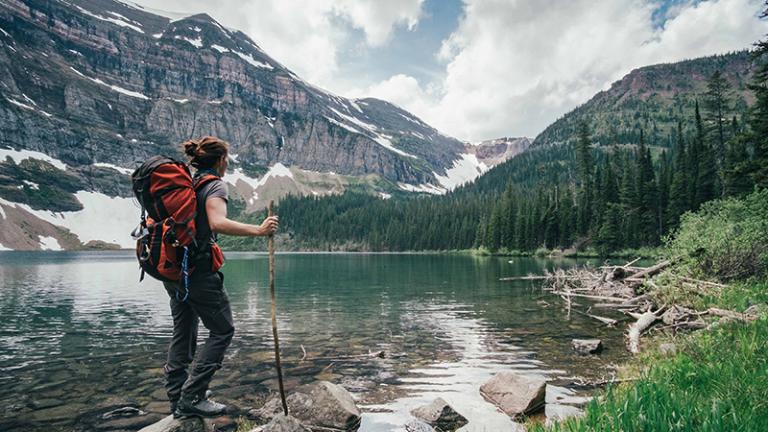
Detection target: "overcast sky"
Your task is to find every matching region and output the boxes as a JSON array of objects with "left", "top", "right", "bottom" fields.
[{"left": 132, "top": 0, "right": 767, "bottom": 142}]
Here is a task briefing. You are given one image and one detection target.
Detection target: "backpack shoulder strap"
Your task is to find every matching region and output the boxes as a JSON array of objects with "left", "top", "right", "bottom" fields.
[{"left": 193, "top": 173, "right": 220, "bottom": 191}]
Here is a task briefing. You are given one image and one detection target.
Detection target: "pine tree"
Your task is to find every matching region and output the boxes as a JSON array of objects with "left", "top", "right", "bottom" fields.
[
  {"left": 703, "top": 70, "right": 731, "bottom": 166},
  {"left": 575, "top": 122, "right": 594, "bottom": 236},
  {"left": 668, "top": 121, "right": 690, "bottom": 229},
  {"left": 635, "top": 130, "right": 659, "bottom": 244},
  {"left": 694, "top": 101, "right": 717, "bottom": 206},
  {"left": 745, "top": 35, "right": 768, "bottom": 189}
]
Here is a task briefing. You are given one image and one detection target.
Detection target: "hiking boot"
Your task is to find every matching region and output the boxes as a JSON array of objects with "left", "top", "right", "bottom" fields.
[{"left": 174, "top": 393, "right": 227, "bottom": 418}]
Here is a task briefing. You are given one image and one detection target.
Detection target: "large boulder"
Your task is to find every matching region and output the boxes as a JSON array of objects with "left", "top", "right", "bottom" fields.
[
  {"left": 480, "top": 372, "right": 546, "bottom": 419},
  {"left": 136, "top": 415, "right": 206, "bottom": 432},
  {"left": 251, "top": 415, "right": 311, "bottom": 432},
  {"left": 571, "top": 339, "right": 603, "bottom": 355},
  {"left": 410, "top": 398, "right": 468, "bottom": 431},
  {"left": 249, "top": 381, "right": 361, "bottom": 431}
]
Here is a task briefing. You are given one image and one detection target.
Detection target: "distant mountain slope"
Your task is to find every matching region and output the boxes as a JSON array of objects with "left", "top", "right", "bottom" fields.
[
  {"left": 241, "top": 50, "right": 760, "bottom": 253},
  {"left": 534, "top": 51, "right": 754, "bottom": 148},
  {"left": 0, "top": 0, "right": 518, "bottom": 250}
]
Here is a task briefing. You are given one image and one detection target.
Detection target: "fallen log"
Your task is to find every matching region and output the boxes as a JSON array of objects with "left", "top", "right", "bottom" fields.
[
  {"left": 707, "top": 307, "right": 757, "bottom": 322},
  {"left": 500, "top": 275, "right": 551, "bottom": 281},
  {"left": 549, "top": 291, "right": 632, "bottom": 302},
  {"left": 625, "top": 260, "right": 671, "bottom": 284},
  {"left": 573, "top": 309, "right": 618, "bottom": 326},
  {"left": 626, "top": 308, "right": 664, "bottom": 354}
]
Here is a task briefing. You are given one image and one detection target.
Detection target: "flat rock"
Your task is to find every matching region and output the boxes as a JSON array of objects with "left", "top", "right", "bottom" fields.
[
  {"left": 545, "top": 404, "right": 584, "bottom": 426},
  {"left": 480, "top": 372, "right": 546, "bottom": 419},
  {"left": 249, "top": 381, "right": 361, "bottom": 431},
  {"left": 251, "top": 415, "right": 311, "bottom": 432},
  {"left": 410, "top": 398, "right": 467, "bottom": 431},
  {"left": 96, "top": 413, "right": 165, "bottom": 430},
  {"left": 571, "top": 339, "right": 603, "bottom": 355},
  {"left": 136, "top": 415, "right": 206, "bottom": 432}
]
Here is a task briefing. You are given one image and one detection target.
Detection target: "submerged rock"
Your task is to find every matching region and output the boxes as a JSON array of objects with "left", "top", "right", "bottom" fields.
[
  {"left": 410, "top": 398, "right": 468, "bottom": 431},
  {"left": 251, "top": 414, "right": 311, "bottom": 432},
  {"left": 545, "top": 403, "right": 584, "bottom": 426},
  {"left": 480, "top": 372, "right": 546, "bottom": 419},
  {"left": 249, "top": 381, "right": 361, "bottom": 431},
  {"left": 571, "top": 339, "right": 603, "bottom": 355},
  {"left": 102, "top": 406, "right": 146, "bottom": 419},
  {"left": 136, "top": 415, "right": 206, "bottom": 432},
  {"left": 404, "top": 419, "right": 436, "bottom": 432}
]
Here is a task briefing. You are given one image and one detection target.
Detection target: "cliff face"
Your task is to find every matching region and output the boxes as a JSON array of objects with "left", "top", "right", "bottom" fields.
[
  {"left": 0, "top": 0, "right": 516, "bottom": 250},
  {"left": 0, "top": 0, "right": 465, "bottom": 183}
]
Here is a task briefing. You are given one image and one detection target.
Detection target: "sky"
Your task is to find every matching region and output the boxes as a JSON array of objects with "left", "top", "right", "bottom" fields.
[{"left": 131, "top": 0, "right": 768, "bottom": 142}]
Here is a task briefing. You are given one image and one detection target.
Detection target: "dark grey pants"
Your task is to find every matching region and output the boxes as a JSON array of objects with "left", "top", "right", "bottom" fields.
[{"left": 163, "top": 271, "right": 235, "bottom": 404}]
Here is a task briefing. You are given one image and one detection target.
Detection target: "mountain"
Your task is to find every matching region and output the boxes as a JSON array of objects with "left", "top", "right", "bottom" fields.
[
  {"left": 535, "top": 51, "right": 753, "bottom": 148},
  {"left": 248, "top": 50, "right": 759, "bottom": 252},
  {"left": 0, "top": 0, "right": 522, "bottom": 250}
]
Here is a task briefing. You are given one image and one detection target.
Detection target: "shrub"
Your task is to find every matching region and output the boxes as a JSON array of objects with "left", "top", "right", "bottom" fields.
[{"left": 665, "top": 189, "right": 768, "bottom": 281}]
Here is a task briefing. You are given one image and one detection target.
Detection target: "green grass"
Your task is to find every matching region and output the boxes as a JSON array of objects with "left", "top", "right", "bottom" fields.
[{"left": 530, "top": 289, "right": 768, "bottom": 431}]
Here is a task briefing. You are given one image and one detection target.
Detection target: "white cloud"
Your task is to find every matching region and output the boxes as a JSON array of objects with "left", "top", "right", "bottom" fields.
[
  {"left": 363, "top": 0, "right": 768, "bottom": 141},
  {"left": 131, "top": 0, "right": 424, "bottom": 92}
]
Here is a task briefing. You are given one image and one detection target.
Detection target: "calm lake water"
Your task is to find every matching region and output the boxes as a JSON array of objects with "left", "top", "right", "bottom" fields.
[{"left": 0, "top": 252, "right": 630, "bottom": 431}]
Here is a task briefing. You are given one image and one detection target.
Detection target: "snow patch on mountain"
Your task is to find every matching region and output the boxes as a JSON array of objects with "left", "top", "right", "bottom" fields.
[
  {"left": 176, "top": 35, "right": 203, "bottom": 48},
  {"left": 38, "top": 235, "right": 62, "bottom": 251},
  {"left": 93, "top": 162, "right": 133, "bottom": 175},
  {"left": 0, "top": 147, "right": 67, "bottom": 170},
  {"left": 434, "top": 154, "right": 489, "bottom": 190},
  {"left": 328, "top": 107, "right": 417, "bottom": 159},
  {"left": 123, "top": 1, "right": 189, "bottom": 22},
  {"left": 0, "top": 192, "right": 139, "bottom": 248},
  {"left": 74, "top": 5, "right": 145, "bottom": 34},
  {"left": 70, "top": 67, "right": 150, "bottom": 100},
  {"left": 397, "top": 182, "right": 445, "bottom": 195},
  {"left": 233, "top": 51, "right": 273, "bottom": 70}
]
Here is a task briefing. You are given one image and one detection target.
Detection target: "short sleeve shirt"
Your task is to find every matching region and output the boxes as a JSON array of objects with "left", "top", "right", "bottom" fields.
[{"left": 195, "top": 178, "right": 228, "bottom": 246}]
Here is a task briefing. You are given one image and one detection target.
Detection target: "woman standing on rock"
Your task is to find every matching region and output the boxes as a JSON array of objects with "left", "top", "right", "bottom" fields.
[{"left": 164, "top": 136, "right": 279, "bottom": 418}]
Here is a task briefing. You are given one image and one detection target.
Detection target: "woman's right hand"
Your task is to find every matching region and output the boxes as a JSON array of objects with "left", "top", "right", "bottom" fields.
[{"left": 259, "top": 215, "right": 279, "bottom": 236}]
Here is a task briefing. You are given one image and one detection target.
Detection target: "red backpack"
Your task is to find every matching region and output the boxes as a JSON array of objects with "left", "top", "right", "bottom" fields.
[{"left": 130, "top": 156, "right": 223, "bottom": 300}]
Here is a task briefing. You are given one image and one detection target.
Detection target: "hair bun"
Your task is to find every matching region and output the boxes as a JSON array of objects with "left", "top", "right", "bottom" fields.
[{"left": 183, "top": 140, "right": 200, "bottom": 157}]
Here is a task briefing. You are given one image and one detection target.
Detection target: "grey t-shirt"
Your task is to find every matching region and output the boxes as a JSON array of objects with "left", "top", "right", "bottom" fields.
[{"left": 195, "top": 178, "right": 228, "bottom": 246}]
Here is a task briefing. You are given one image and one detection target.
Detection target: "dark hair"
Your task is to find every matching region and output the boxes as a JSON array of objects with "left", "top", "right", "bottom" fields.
[{"left": 182, "top": 136, "right": 229, "bottom": 169}]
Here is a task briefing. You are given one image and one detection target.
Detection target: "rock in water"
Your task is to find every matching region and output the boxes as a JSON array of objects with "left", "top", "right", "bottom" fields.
[
  {"left": 136, "top": 415, "right": 206, "bottom": 432},
  {"left": 571, "top": 339, "right": 603, "bottom": 355},
  {"left": 249, "top": 381, "right": 361, "bottom": 431},
  {"left": 480, "top": 372, "right": 546, "bottom": 419},
  {"left": 251, "top": 415, "right": 311, "bottom": 432},
  {"left": 410, "top": 398, "right": 468, "bottom": 431},
  {"left": 404, "top": 419, "right": 436, "bottom": 432}
]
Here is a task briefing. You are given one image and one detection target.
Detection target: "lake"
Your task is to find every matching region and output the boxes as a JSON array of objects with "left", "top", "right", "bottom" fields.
[{"left": 0, "top": 252, "right": 629, "bottom": 431}]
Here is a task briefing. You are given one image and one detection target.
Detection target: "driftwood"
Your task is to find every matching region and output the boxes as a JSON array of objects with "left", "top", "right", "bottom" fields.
[
  {"left": 626, "top": 308, "right": 664, "bottom": 354},
  {"left": 624, "top": 260, "right": 671, "bottom": 286},
  {"left": 707, "top": 307, "right": 758, "bottom": 322},
  {"left": 524, "top": 258, "right": 755, "bottom": 354},
  {"left": 573, "top": 309, "right": 619, "bottom": 326}
]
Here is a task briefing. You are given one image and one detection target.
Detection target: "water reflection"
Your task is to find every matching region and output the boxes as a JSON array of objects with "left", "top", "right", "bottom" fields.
[{"left": 0, "top": 252, "right": 628, "bottom": 431}]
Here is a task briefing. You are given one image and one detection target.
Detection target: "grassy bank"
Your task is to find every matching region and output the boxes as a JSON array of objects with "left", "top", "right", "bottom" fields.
[
  {"left": 531, "top": 309, "right": 768, "bottom": 431},
  {"left": 532, "top": 190, "right": 768, "bottom": 431}
]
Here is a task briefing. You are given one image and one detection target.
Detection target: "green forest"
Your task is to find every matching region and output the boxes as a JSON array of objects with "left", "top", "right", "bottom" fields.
[{"left": 222, "top": 48, "right": 767, "bottom": 256}]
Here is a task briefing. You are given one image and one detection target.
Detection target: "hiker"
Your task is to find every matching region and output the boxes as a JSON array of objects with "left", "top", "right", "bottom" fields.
[{"left": 163, "top": 136, "right": 279, "bottom": 418}]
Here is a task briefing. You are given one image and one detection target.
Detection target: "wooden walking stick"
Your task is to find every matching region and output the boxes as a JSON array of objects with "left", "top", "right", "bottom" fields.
[{"left": 268, "top": 200, "right": 289, "bottom": 416}]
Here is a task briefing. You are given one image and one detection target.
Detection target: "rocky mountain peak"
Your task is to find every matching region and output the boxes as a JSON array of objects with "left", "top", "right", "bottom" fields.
[{"left": 0, "top": 0, "right": 519, "bottom": 250}]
